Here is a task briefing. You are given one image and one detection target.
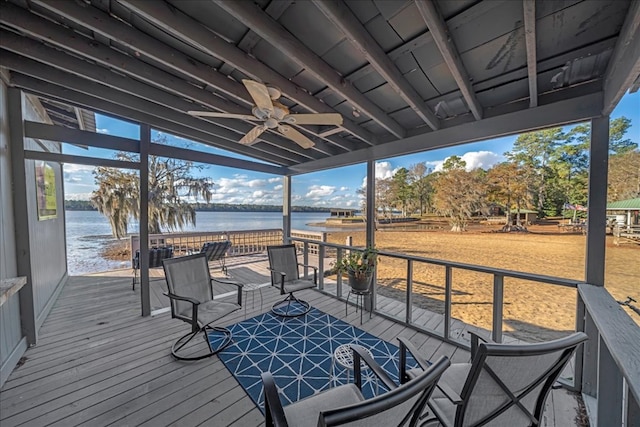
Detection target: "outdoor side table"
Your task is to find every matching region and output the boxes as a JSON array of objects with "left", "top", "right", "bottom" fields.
[
  {"left": 330, "top": 344, "right": 378, "bottom": 393},
  {"left": 242, "top": 282, "right": 265, "bottom": 318}
]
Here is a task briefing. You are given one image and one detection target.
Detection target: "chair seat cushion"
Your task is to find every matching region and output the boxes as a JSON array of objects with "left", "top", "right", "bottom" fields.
[
  {"left": 195, "top": 300, "right": 241, "bottom": 327},
  {"left": 282, "top": 278, "right": 316, "bottom": 293},
  {"left": 283, "top": 383, "right": 365, "bottom": 427}
]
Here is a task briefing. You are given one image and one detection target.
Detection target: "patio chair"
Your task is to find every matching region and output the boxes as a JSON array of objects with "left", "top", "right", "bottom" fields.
[
  {"left": 398, "top": 332, "right": 588, "bottom": 426},
  {"left": 262, "top": 347, "right": 451, "bottom": 427},
  {"left": 162, "top": 253, "right": 243, "bottom": 361},
  {"left": 132, "top": 246, "right": 173, "bottom": 291},
  {"left": 267, "top": 244, "right": 317, "bottom": 317},
  {"left": 199, "top": 240, "right": 231, "bottom": 275}
]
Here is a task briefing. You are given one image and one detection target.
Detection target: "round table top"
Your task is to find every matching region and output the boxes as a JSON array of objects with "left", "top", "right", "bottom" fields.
[{"left": 333, "top": 344, "right": 373, "bottom": 370}]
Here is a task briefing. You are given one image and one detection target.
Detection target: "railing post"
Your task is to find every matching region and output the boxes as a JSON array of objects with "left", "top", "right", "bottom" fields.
[
  {"left": 303, "top": 241, "right": 309, "bottom": 278},
  {"left": 336, "top": 247, "right": 343, "bottom": 298},
  {"left": 582, "top": 309, "right": 599, "bottom": 397},
  {"left": 406, "top": 260, "right": 413, "bottom": 324},
  {"left": 597, "top": 336, "right": 623, "bottom": 426},
  {"left": 492, "top": 275, "right": 504, "bottom": 343},
  {"left": 318, "top": 244, "right": 325, "bottom": 291},
  {"left": 444, "top": 266, "right": 452, "bottom": 340},
  {"left": 625, "top": 380, "right": 640, "bottom": 427}
]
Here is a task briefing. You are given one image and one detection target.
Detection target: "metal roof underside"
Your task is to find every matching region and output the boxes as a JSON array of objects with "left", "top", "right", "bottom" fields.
[{"left": 0, "top": 0, "right": 638, "bottom": 175}]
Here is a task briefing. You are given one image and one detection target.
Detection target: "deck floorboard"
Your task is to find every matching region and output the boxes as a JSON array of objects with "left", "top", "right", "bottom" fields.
[{"left": 0, "top": 254, "right": 578, "bottom": 426}]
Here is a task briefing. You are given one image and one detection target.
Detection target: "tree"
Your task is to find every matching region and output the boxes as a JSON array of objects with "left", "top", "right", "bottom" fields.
[
  {"left": 408, "top": 162, "right": 433, "bottom": 215},
  {"left": 433, "top": 156, "right": 487, "bottom": 232},
  {"left": 506, "top": 128, "right": 564, "bottom": 214},
  {"left": 91, "top": 140, "right": 214, "bottom": 239},
  {"left": 608, "top": 150, "right": 640, "bottom": 201},
  {"left": 390, "top": 167, "right": 411, "bottom": 216},
  {"left": 486, "top": 162, "right": 531, "bottom": 229}
]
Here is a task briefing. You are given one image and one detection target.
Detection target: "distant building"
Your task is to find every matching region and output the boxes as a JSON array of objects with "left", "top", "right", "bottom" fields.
[
  {"left": 329, "top": 209, "right": 357, "bottom": 218},
  {"left": 606, "top": 198, "right": 640, "bottom": 226}
]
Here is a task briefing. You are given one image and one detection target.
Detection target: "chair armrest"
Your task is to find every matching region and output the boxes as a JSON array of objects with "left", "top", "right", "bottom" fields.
[
  {"left": 211, "top": 277, "right": 244, "bottom": 305},
  {"left": 436, "top": 381, "right": 463, "bottom": 405},
  {"left": 469, "top": 332, "right": 490, "bottom": 358},
  {"left": 163, "top": 292, "right": 201, "bottom": 332},
  {"left": 398, "top": 337, "right": 430, "bottom": 384},
  {"left": 351, "top": 345, "right": 397, "bottom": 391},
  {"left": 297, "top": 263, "right": 318, "bottom": 284},
  {"left": 261, "top": 372, "right": 289, "bottom": 427},
  {"left": 267, "top": 268, "right": 287, "bottom": 293}
]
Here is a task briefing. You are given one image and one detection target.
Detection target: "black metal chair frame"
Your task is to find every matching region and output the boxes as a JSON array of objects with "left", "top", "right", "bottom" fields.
[
  {"left": 162, "top": 253, "right": 243, "bottom": 361},
  {"left": 267, "top": 244, "right": 317, "bottom": 317},
  {"left": 132, "top": 246, "right": 173, "bottom": 290},
  {"left": 399, "top": 332, "right": 588, "bottom": 427},
  {"left": 263, "top": 346, "right": 451, "bottom": 427}
]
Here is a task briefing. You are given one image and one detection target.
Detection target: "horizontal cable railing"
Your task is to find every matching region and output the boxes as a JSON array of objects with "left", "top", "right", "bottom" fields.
[{"left": 289, "top": 238, "right": 580, "bottom": 346}]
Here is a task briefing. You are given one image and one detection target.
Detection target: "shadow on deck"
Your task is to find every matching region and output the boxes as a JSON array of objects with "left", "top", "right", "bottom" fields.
[{"left": 0, "top": 255, "right": 582, "bottom": 426}]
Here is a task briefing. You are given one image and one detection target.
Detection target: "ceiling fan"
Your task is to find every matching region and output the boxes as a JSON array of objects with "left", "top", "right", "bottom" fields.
[{"left": 188, "top": 80, "right": 343, "bottom": 149}]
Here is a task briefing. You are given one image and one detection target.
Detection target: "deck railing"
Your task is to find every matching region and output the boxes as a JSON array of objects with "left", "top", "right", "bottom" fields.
[
  {"left": 577, "top": 284, "right": 640, "bottom": 426},
  {"left": 130, "top": 229, "right": 326, "bottom": 264},
  {"left": 289, "top": 238, "right": 639, "bottom": 426}
]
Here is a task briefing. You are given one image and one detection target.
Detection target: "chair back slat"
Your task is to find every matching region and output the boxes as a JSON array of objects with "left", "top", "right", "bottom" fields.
[
  {"left": 267, "top": 244, "right": 300, "bottom": 284},
  {"left": 457, "top": 332, "right": 588, "bottom": 426},
  {"left": 321, "top": 356, "right": 450, "bottom": 427},
  {"left": 163, "top": 254, "right": 212, "bottom": 320},
  {"left": 201, "top": 241, "right": 231, "bottom": 261}
]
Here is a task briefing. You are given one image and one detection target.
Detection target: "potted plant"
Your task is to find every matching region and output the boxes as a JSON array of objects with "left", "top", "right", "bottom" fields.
[{"left": 333, "top": 246, "right": 377, "bottom": 291}]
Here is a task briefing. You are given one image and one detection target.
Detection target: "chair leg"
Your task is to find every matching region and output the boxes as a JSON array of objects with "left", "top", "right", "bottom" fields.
[{"left": 271, "top": 292, "right": 311, "bottom": 317}]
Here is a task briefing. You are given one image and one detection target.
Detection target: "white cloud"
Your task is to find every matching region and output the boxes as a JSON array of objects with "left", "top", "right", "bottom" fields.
[
  {"left": 339, "top": 186, "right": 349, "bottom": 191},
  {"left": 433, "top": 151, "right": 503, "bottom": 172},
  {"left": 96, "top": 128, "right": 110, "bottom": 134},
  {"left": 274, "top": 184, "right": 283, "bottom": 191},
  {"left": 305, "top": 185, "right": 335, "bottom": 198},
  {"left": 65, "top": 192, "right": 94, "bottom": 201}
]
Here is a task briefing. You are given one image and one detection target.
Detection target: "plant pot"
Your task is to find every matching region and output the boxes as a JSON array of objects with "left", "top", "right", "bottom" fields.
[{"left": 348, "top": 272, "right": 371, "bottom": 292}]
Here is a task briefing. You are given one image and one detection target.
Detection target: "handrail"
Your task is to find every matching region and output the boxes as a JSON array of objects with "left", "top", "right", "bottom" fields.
[
  {"left": 578, "top": 284, "right": 640, "bottom": 425},
  {"left": 290, "top": 237, "right": 580, "bottom": 345}
]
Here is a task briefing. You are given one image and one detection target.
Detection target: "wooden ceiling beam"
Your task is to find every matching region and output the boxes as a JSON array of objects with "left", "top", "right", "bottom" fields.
[
  {"left": 3, "top": 57, "right": 304, "bottom": 166},
  {"left": 0, "top": 33, "right": 320, "bottom": 162},
  {"left": 415, "top": 0, "right": 483, "bottom": 121},
  {"left": 22, "top": 1, "right": 347, "bottom": 155},
  {"left": 214, "top": 0, "right": 406, "bottom": 139},
  {"left": 115, "top": 0, "right": 378, "bottom": 146},
  {"left": 602, "top": 0, "right": 640, "bottom": 115},
  {"left": 523, "top": 0, "right": 538, "bottom": 108},
  {"left": 313, "top": 0, "right": 439, "bottom": 131}
]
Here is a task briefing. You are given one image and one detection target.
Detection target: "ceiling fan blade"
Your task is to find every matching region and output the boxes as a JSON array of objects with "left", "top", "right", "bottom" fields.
[
  {"left": 239, "top": 125, "right": 267, "bottom": 145},
  {"left": 242, "top": 79, "right": 274, "bottom": 114},
  {"left": 277, "top": 125, "right": 315, "bottom": 149},
  {"left": 188, "top": 111, "right": 259, "bottom": 121},
  {"left": 282, "top": 113, "right": 343, "bottom": 126}
]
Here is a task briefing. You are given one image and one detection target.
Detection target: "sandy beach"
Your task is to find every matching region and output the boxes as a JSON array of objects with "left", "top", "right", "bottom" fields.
[{"left": 325, "top": 223, "right": 639, "bottom": 342}]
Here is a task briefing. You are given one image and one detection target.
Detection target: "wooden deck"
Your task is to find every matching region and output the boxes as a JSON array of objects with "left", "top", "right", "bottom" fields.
[{"left": 0, "top": 255, "right": 583, "bottom": 426}]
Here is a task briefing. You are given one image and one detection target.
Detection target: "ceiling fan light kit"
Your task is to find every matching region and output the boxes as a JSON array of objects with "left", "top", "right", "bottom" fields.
[{"left": 189, "top": 79, "right": 343, "bottom": 148}]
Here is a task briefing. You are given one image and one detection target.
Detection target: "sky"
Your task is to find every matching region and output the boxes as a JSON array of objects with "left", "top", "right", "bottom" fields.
[{"left": 63, "top": 91, "right": 640, "bottom": 208}]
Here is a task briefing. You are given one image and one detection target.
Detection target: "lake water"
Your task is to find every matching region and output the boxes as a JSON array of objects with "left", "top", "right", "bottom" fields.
[{"left": 65, "top": 210, "right": 349, "bottom": 275}]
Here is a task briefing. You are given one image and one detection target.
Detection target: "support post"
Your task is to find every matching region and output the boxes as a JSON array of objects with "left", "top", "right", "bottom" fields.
[
  {"left": 585, "top": 116, "right": 609, "bottom": 286},
  {"left": 365, "top": 160, "right": 375, "bottom": 312},
  {"left": 492, "top": 275, "right": 504, "bottom": 343},
  {"left": 139, "top": 124, "right": 150, "bottom": 317},
  {"left": 406, "top": 260, "right": 413, "bottom": 324},
  {"left": 282, "top": 175, "right": 291, "bottom": 243},
  {"left": 444, "top": 266, "right": 452, "bottom": 340},
  {"left": 8, "top": 88, "right": 37, "bottom": 345}
]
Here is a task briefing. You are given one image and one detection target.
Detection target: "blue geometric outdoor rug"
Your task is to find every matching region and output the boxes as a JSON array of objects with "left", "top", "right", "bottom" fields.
[{"left": 215, "top": 307, "right": 419, "bottom": 412}]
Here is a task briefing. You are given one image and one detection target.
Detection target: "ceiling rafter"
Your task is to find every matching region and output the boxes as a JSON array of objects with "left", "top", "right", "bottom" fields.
[
  {"left": 0, "top": 3, "right": 341, "bottom": 158},
  {"left": 115, "top": 0, "right": 378, "bottom": 147},
  {"left": 602, "top": 0, "right": 640, "bottom": 115},
  {"left": 0, "top": 33, "right": 319, "bottom": 163},
  {"left": 313, "top": 0, "right": 440, "bottom": 131},
  {"left": 415, "top": 0, "right": 483, "bottom": 121},
  {"left": 214, "top": 0, "right": 407, "bottom": 139},
  {"left": 25, "top": 1, "right": 350, "bottom": 155},
  {"left": 12, "top": 71, "right": 296, "bottom": 168},
  {"left": 219, "top": 0, "right": 293, "bottom": 75},
  {"left": 3, "top": 53, "right": 307, "bottom": 166},
  {"left": 523, "top": 0, "right": 538, "bottom": 108}
]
